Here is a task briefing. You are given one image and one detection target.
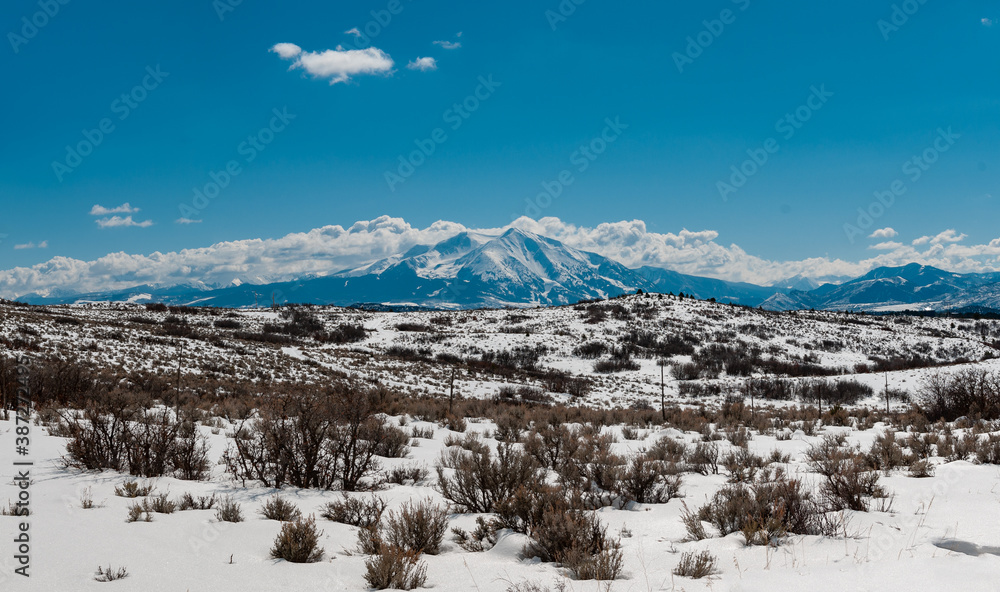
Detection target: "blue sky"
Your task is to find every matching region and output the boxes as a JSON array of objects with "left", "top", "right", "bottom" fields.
[{"left": 1, "top": 0, "right": 998, "bottom": 295}]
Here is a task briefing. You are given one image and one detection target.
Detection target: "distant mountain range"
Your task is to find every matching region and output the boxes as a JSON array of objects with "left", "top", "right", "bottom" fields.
[{"left": 18, "top": 229, "right": 1000, "bottom": 313}]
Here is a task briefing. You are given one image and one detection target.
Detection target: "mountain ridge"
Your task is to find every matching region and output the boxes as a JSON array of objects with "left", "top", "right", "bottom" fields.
[{"left": 16, "top": 229, "right": 1000, "bottom": 312}]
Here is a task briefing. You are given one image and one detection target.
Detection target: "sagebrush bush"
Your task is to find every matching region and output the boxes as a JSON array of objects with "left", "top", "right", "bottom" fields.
[
  {"left": 384, "top": 464, "right": 430, "bottom": 486},
  {"left": 866, "top": 429, "right": 909, "bottom": 472},
  {"left": 383, "top": 498, "right": 449, "bottom": 555},
  {"left": 115, "top": 479, "right": 155, "bottom": 498},
  {"left": 452, "top": 516, "right": 501, "bottom": 552},
  {"left": 976, "top": 434, "right": 1000, "bottom": 464},
  {"left": 685, "top": 442, "right": 720, "bottom": 475},
  {"left": 689, "top": 467, "right": 822, "bottom": 545},
  {"left": 94, "top": 565, "right": 129, "bottom": 582},
  {"left": 364, "top": 546, "right": 427, "bottom": 590},
  {"left": 125, "top": 502, "right": 152, "bottom": 523},
  {"left": 672, "top": 550, "right": 718, "bottom": 579},
  {"left": 807, "top": 438, "right": 890, "bottom": 512},
  {"left": 435, "top": 443, "right": 542, "bottom": 513},
  {"left": 177, "top": 492, "right": 216, "bottom": 511},
  {"left": 374, "top": 425, "right": 412, "bottom": 458},
  {"left": 321, "top": 493, "right": 386, "bottom": 528},
  {"left": 270, "top": 515, "right": 324, "bottom": 563},
  {"left": 616, "top": 455, "right": 682, "bottom": 504},
  {"left": 521, "top": 501, "right": 622, "bottom": 580},
  {"left": 259, "top": 495, "right": 302, "bottom": 522},
  {"left": 722, "top": 448, "right": 767, "bottom": 483},
  {"left": 223, "top": 386, "right": 391, "bottom": 491},
  {"left": 215, "top": 496, "right": 244, "bottom": 523}
]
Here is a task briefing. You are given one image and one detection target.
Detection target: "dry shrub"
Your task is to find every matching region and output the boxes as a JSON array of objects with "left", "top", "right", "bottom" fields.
[
  {"left": 673, "top": 550, "right": 718, "bottom": 579},
  {"left": 177, "top": 492, "right": 216, "bottom": 511},
  {"left": 684, "top": 442, "right": 720, "bottom": 475},
  {"left": 690, "top": 467, "right": 822, "bottom": 545},
  {"left": 452, "top": 516, "right": 500, "bottom": 552},
  {"left": 125, "top": 502, "right": 152, "bottom": 523},
  {"left": 94, "top": 565, "right": 129, "bottom": 582},
  {"left": 321, "top": 493, "right": 386, "bottom": 528},
  {"left": 259, "top": 495, "right": 302, "bottom": 522},
  {"left": 807, "top": 437, "right": 890, "bottom": 512},
  {"left": 384, "top": 464, "right": 430, "bottom": 486},
  {"left": 722, "top": 448, "right": 767, "bottom": 483},
  {"left": 644, "top": 436, "right": 687, "bottom": 463},
  {"left": 364, "top": 546, "right": 427, "bottom": 590},
  {"left": 616, "top": 455, "right": 682, "bottom": 504},
  {"left": 374, "top": 424, "right": 411, "bottom": 458},
  {"left": 215, "top": 495, "right": 244, "bottom": 523},
  {"left": 270, "top": 515, "right": 324, "bottom": 563},
  {"left": 223, "top": 385, "right": 391, "bottom": 491},
  {"left": 908, "top": 459, "right": 935, "bottom": 478},
  {"left": 435, "top": 442, "right": 542, "bottom": 513},
  {"left": 976, "top": 434, "right": 1000, "bottom": 464},
  {"left": 521, "top": 501, "right": 623, "bottom": 580},
  {"left": 115, "top": 479, "right": 155, "bottom": 498},
  {"left": 383, "top": 498, "right": 449, "bottom": 555},
  {"left": 866, "top": 429, "right": 909, "bottom": 472}
]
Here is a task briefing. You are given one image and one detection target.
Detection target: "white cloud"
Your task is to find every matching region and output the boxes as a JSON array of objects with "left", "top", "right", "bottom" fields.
[
  {"left": 269, "top": 43, "right": 302, "bottom": 59},
  {"left": 13, "top": 241, "right": 47, "bottom": 250},
  {"left": 271, "top": 43, "right": 394, "bottom": 84},
  {"left": 433, "top": 40, "right": 462, "bottom": 50},
  {"left": 4, "top": 216, "right": 1000, "bottom": 300},
  {"left": 869, "top": 241, "right": 904, "bottom": 251},
  {"left": 912, "top": 229, "right": 967, "bottom": 246},
  {"left": 407, "top": 57, "right": 437, "bottom": 71},
  {"left": 90, "top": 203, "right": 139, "bottom": 216},
  {"left": 175, "top": 218, "right": 202, "bottom": 225},
  {"left": 983, "top": 17, "right": 994, "bottom": 27},
  {"left": 96, "top": 216, "right": 153, "bottom": 229},
  {"left": 868, "top": 227, "right": 898, "bottom": 239},
  {"left": 345, "top": 28, "right": 362, "bottom": 38}
]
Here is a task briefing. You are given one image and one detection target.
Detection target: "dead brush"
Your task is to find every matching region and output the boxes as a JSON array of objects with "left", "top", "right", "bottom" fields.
[
  {"left": 114, "top": 479, "right": 155, "bottom": 498},
  {"left": 382, "top": 498, "right": 449, "bottom": 555},
  {"left": 94, "top": 565, "right": 129, "bottom": 582},
  {"left": 807, "top": 437, "right": 891, "bottom": 512},
  {"left": 321, "top": 493, "right": 387, "bottom": 528},
  {"left": 259, "top": 495, "right": 302, "bottom": 522},
  {"left": 270, "top": 515, "right": 325, "bottom": 563},
  {"left": 672, "top": 550, "right": 718, "bottom": 579},
  {"left": 363, "top": 545, "right": 427, "bottom": 590},
  {"left": 687, "top": 466, "right": 825, "bottom": 545}
]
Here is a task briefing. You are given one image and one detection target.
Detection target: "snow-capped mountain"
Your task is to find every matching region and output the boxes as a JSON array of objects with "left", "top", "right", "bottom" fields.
[
  {"left": 16, "top": 235, "right": 1000, "bottom": 312},
  {"left": 760, "top": 263, "right": 1000, "bottom": 312}
]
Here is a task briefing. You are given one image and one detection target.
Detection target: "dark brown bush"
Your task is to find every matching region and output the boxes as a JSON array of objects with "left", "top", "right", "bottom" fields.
[
  {"left": 435, "top": 442, "right": 542, "bottom": 513},
  {"left": 270, "top": 515, "right": 324, "bottom": 563},
  {"left": 320, "top": 493, "right": 386, "bottom": 528}
]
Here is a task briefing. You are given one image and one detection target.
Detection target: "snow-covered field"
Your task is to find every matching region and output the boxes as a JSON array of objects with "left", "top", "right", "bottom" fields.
[
  {"left": 2, "top": 413, "right": 1000, "bottom": 591},
  {"left": 1, "top": 295, "right": 999, "bottom": 590}
]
